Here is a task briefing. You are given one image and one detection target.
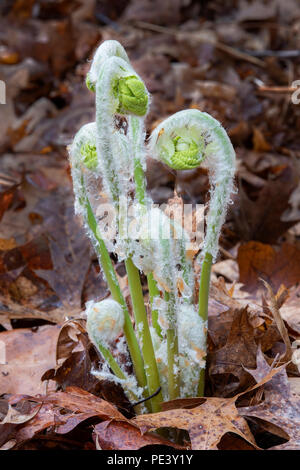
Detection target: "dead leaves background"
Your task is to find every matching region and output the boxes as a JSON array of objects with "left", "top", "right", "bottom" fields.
[{"left": 0, "top": 0, "right": 300, "bottom": 451}]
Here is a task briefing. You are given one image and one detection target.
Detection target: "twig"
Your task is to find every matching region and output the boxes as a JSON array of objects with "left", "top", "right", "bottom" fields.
[
  {"left": 261, "top": 279, "right": 292, "bottom": 362},
  {"left": 132, "top": 21, "right": 266, "bottom": 68}
]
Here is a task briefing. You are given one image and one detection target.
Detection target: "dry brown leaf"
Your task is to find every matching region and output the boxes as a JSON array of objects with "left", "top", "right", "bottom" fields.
[
  {"left": 134, "top": 396, "right": 257, "bottom": 450},
  {"left": 1, "top": 387, "right": 127, "bottom": 449},
  {"left": 239, "top": 354, "right": 300, "bottom": 450},
  {"left": 0, "top": 325, "right": 60, "bottom": 395},
  {"left": 234, "top": 165, "right": 299, "bottom": 243},
  {"left": 212, "top": 259, "right": 239, "bottom": 283},
  {"left": 0, "top": 295, "right": 67, "bottom": 324},
  {"left": 261, "top": 280, "right": 292, "bottom": 360},
  {"left": 252, "top": 127, "right": 271, "bottom": 152},
  {"left": 209, "top": 307, "right": 258, "bottom": 396},
  {"left": 1, "top": 403, "right": 41, "bottom": 425},
  {"left": 279, "top": 285, "right": 300, "bottom": 334},
  {"left": 41, "top": 386, "right": 125, "bottom": 420},
  {"left": 34, "top": 190, "right": 92, "bottom": 308},
  {"left": 238, "top": 241, "right": 300, "bottom": 292},
  {"left": 93, "top": 420, "right": 185, "bottom": 450}
]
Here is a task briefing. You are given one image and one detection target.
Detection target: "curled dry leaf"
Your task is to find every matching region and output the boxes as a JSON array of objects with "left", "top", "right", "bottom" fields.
[
  {"left": 208, "top": 307, "right": 258, "bottom": 396},
  {"left": 239, "top": 352, "right": 300, "bottom": 450},
  {"left": 261, "top": 280, "right": 292, "bottom": 361},
  {"left": 279, "top": 285, "right": 300, "bottom": 334},
  {"left": 0, "top": 386, "right": 126, "bottom": 449},
  {"left": 1, "top": 403, "right": 41, "bottom": 425},
  {"left": 93, "top": 420, "right": 185, "bottom": 450},
  {"left": 41, "top": 386, "right": 125, "bottom": 420}
]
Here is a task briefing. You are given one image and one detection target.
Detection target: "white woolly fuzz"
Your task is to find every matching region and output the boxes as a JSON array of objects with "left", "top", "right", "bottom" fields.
[
  {"left": 95, "top": 56, "right": 150, "bottom": 209},
  {"left": 178, "top": 304, "right": 206, "bottom": 364},
  {"left": 68, "top": 122, "right": 98, "bottom": 215},
  {"left": 88, "top": 40, "right": 130, "bottom": 89},
  {"left": 130, "top": 206, "right": 193, "bottom": 296},
  {"left": 148, "top": 109, "right": 236, "bottom": 261},
  {"left": 85, "top": 299, "right": 124, "bottom": 347},
  {"left": 91, "top": 362, "right": 145, "bottom": 406},
  {"left": 150, "top": 327, "right": 169, "bottom": 400},
  {"left": 178, "top": 303, "right": 207, "bottom": 397}
]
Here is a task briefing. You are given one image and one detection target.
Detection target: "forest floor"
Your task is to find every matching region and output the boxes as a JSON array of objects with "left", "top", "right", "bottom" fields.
[{"left": 0, "top": 0, "right": 300, "bottom": 450}]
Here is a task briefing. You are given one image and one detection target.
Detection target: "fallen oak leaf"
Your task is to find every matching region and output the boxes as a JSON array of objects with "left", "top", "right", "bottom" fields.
[
  {"left": 243, "top": 345, "right": 274, "bottom": 384},
  {"left": 134, "top": 396, "right": 258, "bottom": 450},
  {"left": 133, "top": 356, "right": 287, "bottom": 450}
]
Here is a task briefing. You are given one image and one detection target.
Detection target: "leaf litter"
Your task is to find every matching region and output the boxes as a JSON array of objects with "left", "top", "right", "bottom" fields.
[{"left": 0, "top": 0, "right": 300, "bottom": 451}]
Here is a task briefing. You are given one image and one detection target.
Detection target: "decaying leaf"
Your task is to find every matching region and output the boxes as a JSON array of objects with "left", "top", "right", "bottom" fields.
[
  {"left": 234, "top": 164, "right": 299, "bottom": 244},
  {"left": 238, "top": 241, "right": 300, "bottom": 292},
  {"left": 209, "top": 307, "right": 258, "bottom": 396},
  {"left": 261, "top": 280, "right": 292, "bottom": 361},
  {"left": 94, "top": 420, "right": 184, "bottom": 450},
  {"left": 134, "top": 396, "right": 258, "bottom": 450},
  {"left": 34, "top": 190, "right": 92, "bottom": 308},
  {"left": 239, "top": 353, "right": 300, "bottom": 450},
  {"left": 0, "top": 325, "right": 60, "bottom": 395}
]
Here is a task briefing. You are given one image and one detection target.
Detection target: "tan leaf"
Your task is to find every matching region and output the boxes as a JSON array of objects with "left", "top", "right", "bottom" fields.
[
  {"left": 0, "top": 325, "right": 60, "bottom": 395},
  {"left": 134, "top": 396, "right": 258, "bottom": 450}
]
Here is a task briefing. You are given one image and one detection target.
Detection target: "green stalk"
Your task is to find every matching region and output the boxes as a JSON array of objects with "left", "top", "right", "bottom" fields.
[
  {"left": 197, "top": 251, "right": 212, "bottom": 396},
  {"left": 96, "top": 341, "right": 138, "bottom": 401},
  {"left": 133, "top": 153, "right": 146, "bottom": 206},
  {"left": 83, "top": 191, "right": 149, "bottom": 402},
  {"left": 164, "top": 291, "right": 180, "bottom": 400},
  {"left": 198, "top": 252, "right": 212, "bottom": 321},
  {"left": 160, "top": 223, "right": 180, "bottom": 400},
  {"left": 148, "top": 272, "right": 162, "bottom": 338},
  {"left": 125, "top": 258, "right": 163, "bottom": 412},
  {"left": 131, "top": 116, "right": 162, "bottom": 339},
  {"left": 96, "top": 340, "right": 143, "bottom": 412}
]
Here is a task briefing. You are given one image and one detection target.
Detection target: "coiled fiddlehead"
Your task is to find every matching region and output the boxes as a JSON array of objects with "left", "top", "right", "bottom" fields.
[{"left": 149, "top": 109, "right": 236, "bottom": 394}]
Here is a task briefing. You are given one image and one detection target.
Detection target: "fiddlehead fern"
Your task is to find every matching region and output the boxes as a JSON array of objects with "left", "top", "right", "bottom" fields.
[
  {"left": 69, "top": 123, "right": 149, "bottom": 404},
  {"left": 83, "top": 41, "right": 162, "bottom": 412},
  {"left": 149, "top": 109, "right": 236, "bottom": 264},
  {"left": 149, "top": 109, "right": 236, "bottom": 394},
  {"left": 70, "top": 40, "right": 236, "bottom": 409},
  {"left": 86, "top": 299, "right": 141, "bottom": 403}
]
